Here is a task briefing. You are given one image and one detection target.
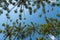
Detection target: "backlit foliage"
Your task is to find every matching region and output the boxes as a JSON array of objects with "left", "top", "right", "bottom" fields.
[{"left": 0, "top": 0, "right": 60, "bottom": 40}]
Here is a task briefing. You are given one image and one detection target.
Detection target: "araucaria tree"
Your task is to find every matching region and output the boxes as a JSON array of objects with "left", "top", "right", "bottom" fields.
[{"left": 0, "top": 0, "right": 60, "bottom": 40}]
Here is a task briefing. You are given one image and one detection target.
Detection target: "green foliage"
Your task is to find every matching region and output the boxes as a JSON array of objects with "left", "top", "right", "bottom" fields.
[
  {"left": 56, "top": 14, "right": 60, "bottom": 17},
  {"left": 40, "top": 18, "right": 60, "bottom": 37},
  {"left": 36, "top": 37, "right": 45, "bottom": 40},
  {"left": 2, "top": 23, "right": 5, "bottom": 26},
  {"left": 0, "top": 10, "right": 3, "bottom": 15},
  {"left": 0, "top": 0, "right": 60, "bottom": 40},
  {"left": 1, "top": 18, "right": 60, "bottom": 40},
  {"left": 0, "top": 30, "right": 2, "bottom": 33}
]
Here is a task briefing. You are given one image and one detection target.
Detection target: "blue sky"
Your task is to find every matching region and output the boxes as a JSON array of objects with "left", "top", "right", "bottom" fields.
[{"left": 0, "top": 0, "right": 60, "bottom": 40}]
